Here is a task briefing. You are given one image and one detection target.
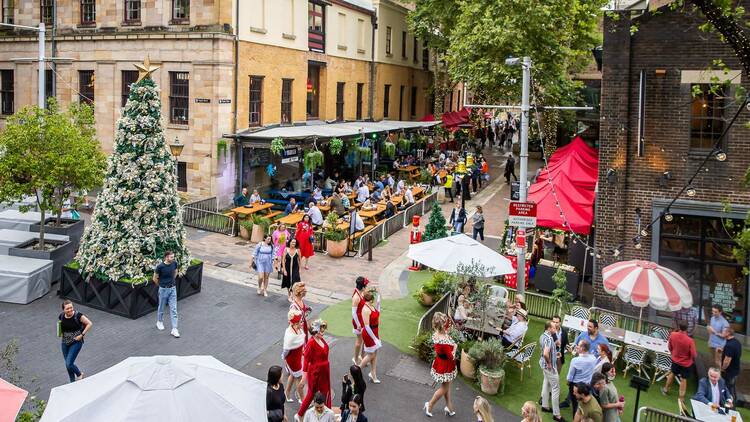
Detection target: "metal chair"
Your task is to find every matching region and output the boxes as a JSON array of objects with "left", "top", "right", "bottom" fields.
[
  {"left": 599, "top": 312, "right": 618, "bottom": 328},
  {"left": 650, "top": 326, "right": 670, "bottom": 341},
  {"left": 622, "top": 346, "right": 648, "bottom": 379},
  {"left": 571, "top": 305, "right": 590, "bottom": 320},
  {"left": 651, "top": 352, "right": 673, "bottom": 383},
  {"left": 506, "top": 342, "right": 537, "bottom": 382},
  {"left": 678, "top": 399, "right": 694, "bottom": 418}
]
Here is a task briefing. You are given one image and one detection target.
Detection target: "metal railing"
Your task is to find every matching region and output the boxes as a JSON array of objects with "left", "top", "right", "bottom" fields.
[
  {"left": 403, "top": 200, "right": 424, "bottom": 226},
  {"left": 182, "top": 197, "right": 236, "bottom": 236},
  {"left": 417, "top": 292, "right": 455, "bottom": 336},
  {"left": 505, "top": 288, "right": 563, "bottom": 320},
  {"left": 636, "top": 407, "right": 697, "bottom": 422},
  {"left": 357, "top": 224, "right": 385, "bottom": 256},
  {"left": 589, "top": 307, "right": 671, "bottom": 335},
  {"left": 383, "top": 212, "right": 406, "bottom": 238}
]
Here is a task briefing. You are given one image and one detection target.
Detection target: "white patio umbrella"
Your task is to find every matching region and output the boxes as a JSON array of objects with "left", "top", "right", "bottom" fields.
[
  {"left": 40, "top": 356, "right": 267, "bottom": 422},
  {"left": 602, "top": 260, "right": 693, "bottom": 330},
  {"left": 408, "top": 234, "right": 515, "bottom": 276}
]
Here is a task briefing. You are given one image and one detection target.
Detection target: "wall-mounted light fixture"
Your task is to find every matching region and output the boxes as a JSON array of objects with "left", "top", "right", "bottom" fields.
[{"left": 658, "top": 171, "right": 671, "bottom": 188}]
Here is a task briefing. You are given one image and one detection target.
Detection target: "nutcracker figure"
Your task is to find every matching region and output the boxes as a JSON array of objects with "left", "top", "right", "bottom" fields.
[{"left": 409, "top": 215, "right": 422, "bottom": 271}]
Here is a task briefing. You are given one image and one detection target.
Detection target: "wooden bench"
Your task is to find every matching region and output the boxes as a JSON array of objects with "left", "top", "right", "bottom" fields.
[
  {"left": 265, "top": 211, "right": 283, "bottom": 220},
  {"left": 352, "top": 225, "right": 376, "bottom": 240},
  {"left": 223, "top": 211, "right": 237, "bottom": 220}
]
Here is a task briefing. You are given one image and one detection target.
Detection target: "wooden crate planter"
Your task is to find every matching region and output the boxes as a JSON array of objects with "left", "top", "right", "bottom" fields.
[{"left": 58, "top": 261, "right": 203, "bottom": 319}]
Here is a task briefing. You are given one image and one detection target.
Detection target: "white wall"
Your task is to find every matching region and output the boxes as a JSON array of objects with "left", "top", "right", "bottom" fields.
[
  {"left": 237, "top": 0, "right": 308, "bottom": 51},
  {"left": 325, "top": 2, "right": 374, "bottom": 61}
]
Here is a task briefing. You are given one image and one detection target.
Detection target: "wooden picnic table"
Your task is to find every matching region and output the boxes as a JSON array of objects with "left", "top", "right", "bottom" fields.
[
  {"left": 398, "top": 165, "right": 421, "bottom": 181},
  {"left": 276, "top": 211, "right": 305, "bottom": 226},
  {"left": 411, "top": 186, "right": 425, "bottom": 198},
  {"left": 358, "top": 204, "right": 387, "bottom": 224},
  {"left": 231, "top": 202, "right": 275, "bottom": 217}
]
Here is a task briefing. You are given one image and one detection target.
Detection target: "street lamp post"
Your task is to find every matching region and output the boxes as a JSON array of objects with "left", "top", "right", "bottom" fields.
[
  {"left": 169, "top": 137, "right": 184, "bottom": 187},
  {"left": 0, "top": 22, "right": 46, "bottom": 108}
]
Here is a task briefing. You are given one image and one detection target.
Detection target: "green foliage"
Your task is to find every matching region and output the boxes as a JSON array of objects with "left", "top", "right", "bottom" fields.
[
  {"left": 1, "top": 339, "right": 46, "bottom": 422},
  {"left": 304, "top": 150, "right": 324, "bottom": 171},
  {"left": 551, "top": 265, "right": 574, "bottom": 312},
  {"left": 397, "top": 137, "right": 411, "bottom": 152},
  {"left": 217, "top": 138, "right": 228, "bottom": 158},
  {"left": 270, "top": 137, "right": 285, "bottom": 156},
  {"left": 382, "top": 141, "right": 396, "bottom": 159},
  {"left": 469, "top": 337, "right": 506, "bottom": 373},
  {"left": 411, "top": 331, "right": 435, "bottom": 363},
  {"left": 323, "top": 212, "right": 348, "bottom": 241},
  {"left": 76, "top": 77, "right": 191, "bottom": 282},
  {"left": 419, "top": 168, "right": 433, "bottom": 185},
  {"left": 251, "top": 214, "right": 272, "bottom": 234},
  {"left": 423, "top": 202, "right": 449, "bottom": 241},
  {"left": 358, "top": 146, "right": 372, "bottom": 159},
  {"left": 0, "top": 99, "right": 106, "bottom": 248},
  {"left": 239, "top": 219, "right": 254, "bottom": 230},
  {"left": 328, "top": 137, "right": 344, "bottom": 155}
]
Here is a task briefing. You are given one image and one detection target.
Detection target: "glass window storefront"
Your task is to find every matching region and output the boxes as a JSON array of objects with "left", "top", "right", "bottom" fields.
[{"left": 658, "top": 214, "right": 747, "bottom": 334}]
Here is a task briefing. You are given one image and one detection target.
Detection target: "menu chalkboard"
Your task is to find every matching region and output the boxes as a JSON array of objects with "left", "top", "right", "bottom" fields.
[{"left": 248, "top": 148, "right": 272, "bottom": 168}]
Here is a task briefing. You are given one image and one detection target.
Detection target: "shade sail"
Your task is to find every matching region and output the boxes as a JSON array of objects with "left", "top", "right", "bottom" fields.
[
  {"left": 408, "top": 234, "right": 515, "bottom": 276},
  {"left": 527, "top": 172, "right": 596, "bottom": 235},
  {"left": 441, "top": 108, "right": 471, "bottom": 130}
]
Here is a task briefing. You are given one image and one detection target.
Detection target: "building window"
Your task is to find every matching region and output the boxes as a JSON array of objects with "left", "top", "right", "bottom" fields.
[
  {"left": 78, "top": 70, "right": 94, "bottom": 105},
  {"left": 356, "top": 83, "right": 363, "bottom": 120},
  {"left": 121, "top": 70, "right": 138, "bottom": 107},
  {"left": 410, "top": 86, "right": 417, "bottom": 118},
  {"left": 0, "top": 70, "right": 13, "bottom": 115},
  {"left": 177, "top": 161, "right": 187, "bottom": 192},
  {"left": 422, "top": 48, "right": 429, "bottom": 70},
  {"left": 690, "top": 84, "right": 726, "bottom": 150},
  {"left": 308, "top": 1, "right": 325, "bottom": 52},
  {"left": 456, "top": 90, "right": 461, "bottom": 110},
  {"left": 448, "top": 91, "right": 453, "bottom": 112},
  {"left": 659, "top": 214, "right": 747, "bottom": 334},
  {"left": 336, "top": 82, "right": 345, "bottom": 121},
  {"left": 3, "top": 0, "right": 14, "bottom": 24},
  {"left": 413, "top": 37, "right": 418, "bottom": 63},
  {"left": 383, "top": 84, "right": 390, "bottom": 118},
  {"left": 399, "top": 85, "right": 404, "bottom": 120},
  {"left": 40, "top": 0, "right": 53, "bottom": 26},
  {"left": 357, "top": 18, "right": 365, "bottom": 51},
  {"left": 44, "top": 69, "right": 53, "bottom": 102},
  {"left": 385, "top": 26, "right": 392, "bottom": 55},
  {"left": 80, "top": 0, "right": 95, "bottom": 24},
  {"left": 307, "top": 64, "right": 320, "bottom": 119},
  {"left": 169, "top": 71, "right": 189, "bottom": 124},
  {"left": 172, "top": 0, "right": 189, "bottom": 22},
  {"left": 281, "top": 78, "right": 293, "bottom": 125},
  {"left": 124, "top": 0, "right": 141, "bottom": 23},
  {"left": 249, "top": 76, "right": 263, "bottom": 127},
  {"left": 401, "top": 31, "right": 407, "bottom": 59}
]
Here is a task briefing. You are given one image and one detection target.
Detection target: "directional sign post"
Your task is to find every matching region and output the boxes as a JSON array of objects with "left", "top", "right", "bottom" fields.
[{"left": 508, "top": 202, "right": 537, "bottom": 228}]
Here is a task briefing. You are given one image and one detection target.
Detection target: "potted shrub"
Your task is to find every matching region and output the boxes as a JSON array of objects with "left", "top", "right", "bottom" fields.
[
  {"left": 411, "top": 331, "right": 435, "bottom": 363},
  {"left": 460, "top": 340, "right": 478, "bottom": 379},
  {"left": 250, "top": 214, "right": 271, "bottom": 243},
  {"left": 472, "top": 338, "right": 506, "bottom": 395},
  {"left": 239, "top": 220, "right": 253, "bottom": 240},
  {"left": 416, "top": 278, "right": 440, "bottom": 306},
  {"left": 323, "top": 212, "right": 348, "bottom": 258}
]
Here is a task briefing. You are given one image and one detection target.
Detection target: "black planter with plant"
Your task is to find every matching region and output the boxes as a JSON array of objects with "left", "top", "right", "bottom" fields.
[
  {"left": 30, "top": 217, "right": 85, "bottom": 251},
  {"left": 9, "top": 238, "right": 75, "bottom": 283}
]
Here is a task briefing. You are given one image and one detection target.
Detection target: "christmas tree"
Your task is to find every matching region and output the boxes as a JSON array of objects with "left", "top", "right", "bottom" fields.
[
  {"left": 423, "top": 202, "right": 449, "bottom": 241},
  {"left": 76, "top": 58, "right": 190, "bottom": 282}
]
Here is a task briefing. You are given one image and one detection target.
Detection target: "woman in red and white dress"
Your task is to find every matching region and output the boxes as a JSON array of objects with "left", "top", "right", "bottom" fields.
[
  {"left": 283, "top": 309, "right": 307, "bottom": 403},
  {"left": 359, "top": 289, "right": 382, "bottom": 384},
  {"left": 351, "top": 276, "right": 369, "bottom": 365},
  {"left": 289, "top": 282, "right": 311, "bottom": 342},
  {"left": 424, "top": 312, "right": 457, "bottom": 417}
]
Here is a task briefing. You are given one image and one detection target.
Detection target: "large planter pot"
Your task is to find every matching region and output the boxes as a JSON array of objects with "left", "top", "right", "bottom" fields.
[
  {"left": 479, "top": 367, "right": 505, "bottom": 395},
  {"left": 239, "top": 225, "right": 251, "bottom": 240},
  {"left": 250, "top": 224, "right": 265, "bottom": 243},
  {"left": 326, "top": 238, "right": 347, "bottom": 258},
  {"left": 419, "top": 290, "right": 436, "bottom": 307},
  {"left": 9, "top": 238, "right": 75, "bottom": 283},
  {"left": 30, "top": 218, "right": 85, "bottom": 252},
  {"left": 460, "top": 349, "right": 477, "bottom": 379},
  {"left": 58, "top": 261, "right": 203, "bottom": 319}
]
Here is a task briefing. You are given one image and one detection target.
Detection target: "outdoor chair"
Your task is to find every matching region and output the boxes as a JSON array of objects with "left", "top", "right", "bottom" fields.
[
  {"left": 651, "top": 352, "right": 672, "bottom": 383},
  {"left": 609, "top": 343, "right": 623, "bottom": 363},
  {"left": 622, "top": 346, "right": 648, "bottom": 379},
  {"left": 650, "top": 326, "right": 670, "bottom": 341},
  {"left": 599, "top": 312, "right": 618, "bottom": 328},
  {"left": 569, "top": 306, "right": 590, "bottom": 338},
  {"left": 488, "top": 285, "right": 508, "bottom": 307},
  {"left": 506, "top": 342, "right": 536, "bottom": 382},
  {"left": 678, "top": 399, "right": 694, "bottom": 418}
]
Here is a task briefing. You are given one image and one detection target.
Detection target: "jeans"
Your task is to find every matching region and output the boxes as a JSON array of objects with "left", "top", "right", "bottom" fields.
[
  {"left": 541, "top": 367, "right": 561, "bottom": 417},
  {"left": 157, "top": 286, "right": 178, "bottom": 329},
  {"left": 567, "top": 382, "right": 579, "bottom": 415},
  {"left": 725, "top": 374, "right": 737, "bottom": 401},
  {"left": 453, "top": 222, "right": 464, "bottom": 233},
  {"left": 473, "top": 227, "right": 484, "bottom": 241},
  {"left": 61, "top": 340, "right": 82, "bottom": 382}
]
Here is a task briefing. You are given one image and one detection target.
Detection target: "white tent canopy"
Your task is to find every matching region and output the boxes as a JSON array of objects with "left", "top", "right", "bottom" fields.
[
  {"left": 233, "top": 120, "right": 440, "bottom": 141},
  {"left": 408, "top": 234, "right": 515, "bottom": 277},
  {"left": 40, "top": 356, "right": 267, "bottom": 422}
]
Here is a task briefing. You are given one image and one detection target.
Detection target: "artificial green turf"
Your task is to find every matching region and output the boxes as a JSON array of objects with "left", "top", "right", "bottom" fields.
[{"left": 320, "top": 271, "right": 750, "bottom": 420}]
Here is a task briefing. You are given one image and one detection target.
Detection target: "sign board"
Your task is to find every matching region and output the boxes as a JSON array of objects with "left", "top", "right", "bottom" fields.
[
  {"left": 516, "top": 229, "right": 526, "bottom": 248},
  {"left": 195, "top": 98, "right": 211, "bottom": 103},
  {"left": 509, "top": 201, "right": 537, "bottom": 228},
  {"left": 281, "top": 156, "right": 299, "bottom": 164},
  {"left": 218, "top": 99, "right": 232, "bottom": 104}
]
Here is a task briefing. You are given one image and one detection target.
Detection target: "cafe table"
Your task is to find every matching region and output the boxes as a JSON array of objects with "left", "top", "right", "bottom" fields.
[
  {"left": 691, "top": 399, "right": 743, "bottom": 422},
  {"left": 562, "top": 315, "right": 666, "bottom": 353},
  {"left": 276, "top": 211, "right": 305, "bottom": 227},
  {"left": 358, "top": 204, "right": 386, "bottom": 224},
  {"left": 230, "top": 202, "right": 274, "bottom": 217},
  {"left": 463, "top": 305, "right": 506, "bottom": 338},
  {"left": 623, "top": 331, "right": 669, "bottom": 354},
  {"left": 398, "top": 165, "right": 421, "bottom": 181},
  {"left": 563, "top": 315, "right": 626, "bottom": 342}
]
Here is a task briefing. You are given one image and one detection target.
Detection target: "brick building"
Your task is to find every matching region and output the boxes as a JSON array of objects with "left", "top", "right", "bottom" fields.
[{"left": 594, "top": 1, "right": 750, "bottom": 337}]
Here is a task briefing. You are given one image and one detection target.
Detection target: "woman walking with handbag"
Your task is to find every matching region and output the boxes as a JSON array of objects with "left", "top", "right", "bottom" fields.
[
  {"left": 351, "top": 276, "right": 369, "bottom": 365},
  {"left": 58, "top": 300, "right": 92, "bottom": 383},
  {"left": 282, "top": 238, "right": 302, "bottom": 302},
  {"left": 266, "top": 365, "right": 287, "bottom": 422},
  {"left": 295, "top": 214, "right": 315, "bottom": 270},
  {"left": 251, "top": 234, "right": 276, "bottom": 297}
]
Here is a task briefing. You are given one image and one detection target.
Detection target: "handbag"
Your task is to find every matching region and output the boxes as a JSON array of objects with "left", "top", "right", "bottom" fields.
[{"left": 309, "top": 235, "right": 315, "bottom": 244}]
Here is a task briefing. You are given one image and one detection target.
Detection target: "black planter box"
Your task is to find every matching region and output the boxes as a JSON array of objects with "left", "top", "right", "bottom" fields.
[
  {"left": 58, "top": 261, "right": 203, "bottom": 319},
  {"left": 30, "top": 218, "right": 85, "bottom": 251},
  {"left": 9, "top": 239, "right": 75, "bottom": 283}
]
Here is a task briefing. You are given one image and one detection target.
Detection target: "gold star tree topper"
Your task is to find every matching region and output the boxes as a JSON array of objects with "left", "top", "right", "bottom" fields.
[{"left": 134, "top": 56, "right": 160, "bottom": 83}]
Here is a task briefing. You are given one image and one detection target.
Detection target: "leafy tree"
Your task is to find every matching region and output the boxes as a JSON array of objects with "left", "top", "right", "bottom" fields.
[
  {"left": 0, "top": 100, "right": 106, "bottom": 249},
  {"left": 423, "top": 202, "right": 449, "bottom": 241},
  {"left": 76, "top": 75, "right": 191, "bottom": 282}
]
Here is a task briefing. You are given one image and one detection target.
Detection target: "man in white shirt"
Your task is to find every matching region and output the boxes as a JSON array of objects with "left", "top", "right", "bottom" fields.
[
  {"left": 404, "top": 187, "right": 415, "bottom": 205},
  {"left": 387, "top": 174, "right": 395, "bottom": 188},
  {"left": 501, "top": 308, "right": 528, "bottom": 347},
  {"left": 356, "top": 183, "right": 370, "bottom": 203},
  {"left": 307, "top": 202, "right": 324, "bottom": 226},
  {"left": 396, "top": 179, "right": 405, "bottom": 195},
  {"left": 349, "top": 208, "right": 365, "bottom": 235}
]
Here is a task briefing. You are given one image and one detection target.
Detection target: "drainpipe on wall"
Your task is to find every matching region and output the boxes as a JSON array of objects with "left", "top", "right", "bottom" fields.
[
  {"left": 233, "top": 0, "right": 241, "bottom": 193},
  {"left": 368, "top": 13, "right": 377, "bottom": 120},
  {"left": 50, "top": 0, "right": 57, "bottom": 104}
]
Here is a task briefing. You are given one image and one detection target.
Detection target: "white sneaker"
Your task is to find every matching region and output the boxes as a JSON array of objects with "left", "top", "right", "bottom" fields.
[
  {"left": 156, "top": 321, "right": 164, "bottom": 330},
  {"left": 171, "top": 328, "right": 180, "bottom": 338}
]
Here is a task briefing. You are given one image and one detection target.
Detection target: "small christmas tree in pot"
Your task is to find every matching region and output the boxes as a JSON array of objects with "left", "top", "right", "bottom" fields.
[{"left": 423, "top": 202, "right": 449, "bottom": 241}]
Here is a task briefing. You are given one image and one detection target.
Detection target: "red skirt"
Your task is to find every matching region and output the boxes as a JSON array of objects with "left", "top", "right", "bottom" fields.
[{"left": 285, "top": 346, "right": 304, "bottom": 378}]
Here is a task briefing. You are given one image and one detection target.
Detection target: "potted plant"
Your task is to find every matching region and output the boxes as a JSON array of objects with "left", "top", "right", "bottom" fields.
[
  {"left": 250, "top": 214, "right": 271, "bottom": 243},
  {"left": 382, "top": 141, "right": 396, "bottom": 159},
  {"left": 270, "top": 137, "right": 285, "bottom": 156},
  {"left": 323, "top": 212, "right": 348, "bottom": 258},
  {"left": 328, "top": 138, "right": 344, "bottom": 155},
  {"left": 411, "top": 331, "right": 435, "bottom": 363},
  {"left": 471, "top": 338, "right": 506, "bottom": 395},
  {"left": 461, "top": 340, "right": 478, "bottom": 379},
  {"left": 415, "top": 277, "right": 440, "bottom": 306},
  {"left": 239, "top": 219, "right": 253, "bottom": 240}
]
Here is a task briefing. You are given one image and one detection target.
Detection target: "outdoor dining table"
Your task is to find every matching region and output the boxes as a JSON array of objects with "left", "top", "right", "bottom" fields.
[
  {"left": 562, "top": 315, "right": 667, "bottom": 354},
  {"left": 690, "top": 399, "right": 743, "bottom": 422},
  {"left": 358, "top": 204, "right": 386, "bottom": 224},
  {"left": 623, "top": 331, "right": 669, "bottom": 355},
  {"left": 562, "top": 315, "right": 626, "bottom": 342},
  {"left": 230, "top": 202, "right": 274, "bottom": 217},
  {"left": 463, "top": 305, "right": 506, "bottom": 338},
  {"left": 398, "top": 165, "right": 421, "bottom": 181},
  {"left": 276, "top": 211, "right": 304, "bottom": 226}
]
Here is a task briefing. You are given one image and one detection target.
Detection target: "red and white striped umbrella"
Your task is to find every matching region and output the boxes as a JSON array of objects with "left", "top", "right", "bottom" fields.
[{"left": 602, "top": 260, "right": 693, "bottom": 311}]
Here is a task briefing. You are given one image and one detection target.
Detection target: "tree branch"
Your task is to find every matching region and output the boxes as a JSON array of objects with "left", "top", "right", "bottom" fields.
[{"left": 690, "top": 0, "right": 750, "bottom": 75}]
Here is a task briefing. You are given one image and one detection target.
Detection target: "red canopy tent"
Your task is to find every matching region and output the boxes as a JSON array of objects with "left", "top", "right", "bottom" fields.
[
  {"left": 536, "top": 151, "right": 599, "bottom": 191},
  {"left": 548, "top": 136, "right": 598, "bottom": 165},
  {"left": 441, "top": 108, "right": 471, "bottom": 130}
]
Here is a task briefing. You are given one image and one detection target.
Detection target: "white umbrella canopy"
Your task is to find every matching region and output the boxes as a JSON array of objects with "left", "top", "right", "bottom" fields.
[
  {"left": 408, "top": 234, "right": 515, "bottom": 276},
  {"left": 40, "top": 356, "right": 267, "bottom": 422}
]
